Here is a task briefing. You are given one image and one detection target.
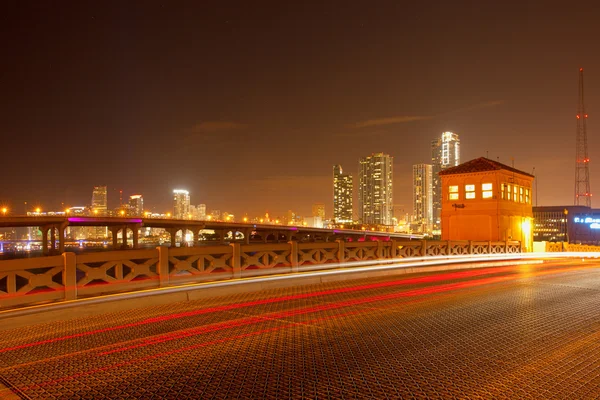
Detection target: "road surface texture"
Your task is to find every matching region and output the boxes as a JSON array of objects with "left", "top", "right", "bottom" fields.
[{"left": 2, "top": 259, "right": 600, "bottom": 399}]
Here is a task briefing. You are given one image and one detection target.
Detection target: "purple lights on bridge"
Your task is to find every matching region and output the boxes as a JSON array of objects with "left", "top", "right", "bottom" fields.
[{"left": 67, "top": 217, "right": 143, "bottom": 224}]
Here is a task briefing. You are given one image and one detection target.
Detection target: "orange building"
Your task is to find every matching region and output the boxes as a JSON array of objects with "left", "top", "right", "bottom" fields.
[{"left": 439, "top": 157, "right": 534, "bottom": 251}]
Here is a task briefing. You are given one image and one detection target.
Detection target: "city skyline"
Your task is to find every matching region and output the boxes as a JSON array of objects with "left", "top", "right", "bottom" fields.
[{"left": 1, "top": 2, "right": 600, "bottom": 217}]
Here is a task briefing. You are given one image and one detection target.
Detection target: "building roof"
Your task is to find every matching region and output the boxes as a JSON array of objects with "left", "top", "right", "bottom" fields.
[{"left": 438, "top": 157, "right": 534, "bottom": 178}]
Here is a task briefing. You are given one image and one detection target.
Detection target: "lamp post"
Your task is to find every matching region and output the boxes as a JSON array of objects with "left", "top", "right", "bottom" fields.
[{"left": 563, "top": 209, "right": 569, "bottom": 244}]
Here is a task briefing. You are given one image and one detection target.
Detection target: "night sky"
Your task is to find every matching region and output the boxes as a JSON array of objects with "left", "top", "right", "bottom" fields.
[{"left": 2, "top": 1, "right": 600, "bottom": 218}]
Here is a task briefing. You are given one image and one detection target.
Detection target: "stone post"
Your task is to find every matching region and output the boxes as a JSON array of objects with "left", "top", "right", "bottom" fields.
[
  {"left": 391, "top": 239, "right": 398, "bottom": 259},
  {"left": 157, "top": 246, "right": 170, "bottom": 286},
  {"left": 230, "top": 242, "right": 242, "bottom": 278},
  {"left": 288, "top": 241, "right": 299, "bottom": 273},
  {"left": 337, "top": 239, "right": 346, "bottom": 264},
  {"left": 63, "top": 252, "right": 77, "bottom": 301}
]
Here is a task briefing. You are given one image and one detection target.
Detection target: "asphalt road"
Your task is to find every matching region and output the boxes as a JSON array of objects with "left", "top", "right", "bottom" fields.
[{"left": 2, "top": 259, "right": 600, "bottom": 399}]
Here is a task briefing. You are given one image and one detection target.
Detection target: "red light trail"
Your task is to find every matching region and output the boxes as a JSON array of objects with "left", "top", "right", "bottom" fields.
[
  {"left": 0, "top": 260, "right": 584, "bottom": 355},
  {"left": 6, "top": 260, "right": 595, "bottom": 394}
]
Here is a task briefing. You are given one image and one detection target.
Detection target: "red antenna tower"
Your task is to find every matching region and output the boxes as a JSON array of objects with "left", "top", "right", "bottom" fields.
[{"left": 575, "top": 68, "right": 592, "bottom": 207}]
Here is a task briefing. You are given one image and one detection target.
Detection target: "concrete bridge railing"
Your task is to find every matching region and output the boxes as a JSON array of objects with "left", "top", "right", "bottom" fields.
[
  {"left": 540, "top": 241, "right": 600, "bottom": 252},
  {"left": 0, "top": 239, "right": 522, "bottom": 310}
]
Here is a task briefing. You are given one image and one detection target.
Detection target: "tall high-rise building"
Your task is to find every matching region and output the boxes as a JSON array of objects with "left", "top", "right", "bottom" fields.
[
  {"left": 312, "top": 203, "right": 325, "bottom": 219},
  {"left": 129, "top": 195, "right": 144, "bottom": 216},
  {"left": 412, "top": 164, "right": 433, "bottom": 234},
  {"left": 91, "top": 186, "right": 108, "bottom": 215},
  {"left": 197, "top": 204, "right": 207, "bottom": 220},
  {"left": 173, "top": 189, "right": 190, "bottom": 219},
  {"left": 333, "top": 165, "right": 353, "bottom": 223},
  {"left": 431, "top": 132, "right": 460, "bottom": 233},
  {"left": 358, "top": 153, "right": 394, "bottom": 225}
]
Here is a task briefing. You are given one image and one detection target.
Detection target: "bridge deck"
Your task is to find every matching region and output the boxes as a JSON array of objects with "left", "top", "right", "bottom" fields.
[{"left": 1, "top": 259, "right": 600, "bottom": 398}]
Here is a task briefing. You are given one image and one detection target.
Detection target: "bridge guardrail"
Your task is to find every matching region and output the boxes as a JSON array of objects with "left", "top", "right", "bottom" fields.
[{"left": 0, "top": 239, "right": 522, "bottom": 310}]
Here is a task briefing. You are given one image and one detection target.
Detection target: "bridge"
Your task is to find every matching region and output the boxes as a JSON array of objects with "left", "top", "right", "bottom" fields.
[{"left": 0, "top": 216, "right": 420, "bottom": 255}]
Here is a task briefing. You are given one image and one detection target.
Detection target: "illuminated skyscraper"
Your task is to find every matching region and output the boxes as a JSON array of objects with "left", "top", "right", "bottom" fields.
[
  {"left": 91, "top": 186, "right": 108, "bottom": 215},
  {"left": 333, "top": 165, "right": 353, "bottom": 223},
  {"left": 173, "top": 189, "right": 190, "bottom": 219},
  {"left": 412, "top": 164, "right": 433, "bottom": 234},
  {"left": 129, "top": 195, "right": 144, "bottom": 216},
  {"left": 431, "top": 132, "right": 460, "bottom": 234},
  {"left": 312, "top": 203, "right": 325, "bottom": 219},
  {"left": 358, "top": 153, "right": 393, "bottom": 225},
  {"left": 197, "top": 204, "right": 206, "bottom": 220},
  {"left": 91, "top": 186, "right": 108, "bottom": 238}
]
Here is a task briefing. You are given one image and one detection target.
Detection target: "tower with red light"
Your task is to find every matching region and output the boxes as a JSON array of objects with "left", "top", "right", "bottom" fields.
[{"left": 575, "top": 68, "right": 592, "bottom": 207}]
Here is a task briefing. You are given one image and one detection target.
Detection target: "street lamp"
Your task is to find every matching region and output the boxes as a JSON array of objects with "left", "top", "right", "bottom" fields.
[{"left": 1, "top": 207, "right": 6, "bottom": 216}]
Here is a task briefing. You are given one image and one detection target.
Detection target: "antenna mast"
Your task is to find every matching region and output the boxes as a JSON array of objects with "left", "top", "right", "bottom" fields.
[{"left": 575, "top": 68, "right": 592, "bottom": 207}]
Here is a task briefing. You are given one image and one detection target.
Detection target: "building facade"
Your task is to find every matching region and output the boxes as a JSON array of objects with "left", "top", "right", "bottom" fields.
[
  {"left": 439, "top": 157, "right": 533, "bottom": 251},
  {"left": 312, "top": 203, "right": 325, "bottom": 220},
  {"left": 412, "top": 164, "right": 433, "bottom": 234},
  {"left": 129, "top": 195, "right": 143, "bottom": 216},
  {"left": 91, "top": 186, "right": 108, "bottom": 215},
  {"left": 91, "top": 186, "right": 108, "bottom": 238},
  {"left": 533, "top": 205, "right": 600, "bottom": 245},
  {"left": 173, "top": 189, "right": 190, "bottom": 219},
  {"left": 333, "top": 165, "right": 353, "bottom": 223},
  {"left": 197, "top": 204, "right": 207, "bottom": 220},
  {"left": 432, "top": 132, "right": 460, "bottom": 235},
  {"left": 358, "top": 153, "right": 394, "bottom": 226}
]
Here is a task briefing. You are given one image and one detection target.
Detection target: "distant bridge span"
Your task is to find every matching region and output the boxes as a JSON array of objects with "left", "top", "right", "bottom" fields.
[{"left": 0, "top": 216, "right": 421, "bottom": 255}]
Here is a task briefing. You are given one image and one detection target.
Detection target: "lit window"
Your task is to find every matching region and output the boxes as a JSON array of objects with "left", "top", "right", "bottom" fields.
[
  {"left": 519, "top": 187, "right": 524, "bottom": 203},
  {"left": 449, "top": 186, "right": 458, "bottom": 193},
  {"left": 525, "top": 188, "right": 530, "bottom": 204},
  {"left": 449, "top": 193, "right": 459, "bottom": 200},
  {"left": 501, "top": 183, "right": 505, "bottom": 199},
  {"left": 465, "top": 184, "right": 475, "bottom": 199},
  {"left": 507, "top": 184, "right": 512, "bottom": 201},
  {"left": 482, "top": 183, "right": 493, "bottom": 199}
]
